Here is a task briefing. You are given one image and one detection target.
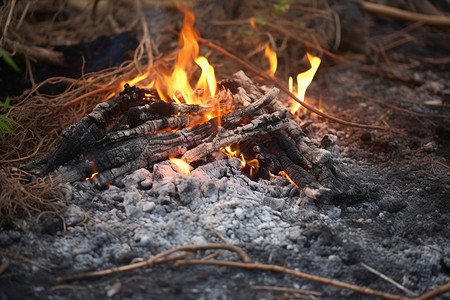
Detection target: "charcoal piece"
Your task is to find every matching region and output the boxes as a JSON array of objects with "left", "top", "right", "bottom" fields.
[
  {"left": 217, "top": 78, "right": 241, "bottom": 94},
  {"left": 265, "top": 140, "right": 329, "bottom": 201},
  {"left": 273, "top": 132, "right": 311, "bottom": 169},
  {"left": 127, "top": 106, "right": 161, "bottom": 128},
  {"left": 221, "top": 87, "right": 279, "bottom": 129},
  {"left": 102, "top": 115, "right": 208, "bottom": 144},
  {"left": 182, "top": 110, "right": 289, "bottom": 164},
  {"left": 88, "top": 120, "right": 217, "bottom": 187},
  {"left": 253, "top": 143, "right": 283, "bottom": 175},
  {"left": 31, "top": 84, "right": 149, "bottom": 175}
]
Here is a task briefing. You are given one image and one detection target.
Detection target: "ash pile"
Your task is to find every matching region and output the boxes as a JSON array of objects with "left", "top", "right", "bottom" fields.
[
  {"left": 9, "top": 71, "right": 449, "bottom": 300},
  {"left": 29, "top": 70, "right": 357, "bottom": 204}
]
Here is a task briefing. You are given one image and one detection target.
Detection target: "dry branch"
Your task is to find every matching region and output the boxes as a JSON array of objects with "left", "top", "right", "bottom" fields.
[
  {"left": 360, "top": 1, "right": 450, "bottom": 27},
  {"left": 182, "top": 110, "right": 289, "bottom": 164},
  {"left": 53, "top": 242, "right": 450, "bottom": 300}
]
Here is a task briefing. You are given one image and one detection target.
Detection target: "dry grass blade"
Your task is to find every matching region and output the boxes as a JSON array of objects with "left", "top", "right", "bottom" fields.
[{"left": 0, "top": 167, "right": 63, "bottom": 225}]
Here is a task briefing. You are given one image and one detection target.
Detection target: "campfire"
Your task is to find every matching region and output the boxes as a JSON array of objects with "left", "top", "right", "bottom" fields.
[
  {"left": 30, "top": 8, "right": 341, "bottom": 202},
  {"left": 2, "top": 2, "right": 449, "bottom": 299}
]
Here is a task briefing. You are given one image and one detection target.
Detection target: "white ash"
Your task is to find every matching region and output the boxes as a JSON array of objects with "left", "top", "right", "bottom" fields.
[
  {"left": 54, "top": 157, "right": 303, "bottom": 269},
  {"left": 1, "top": 150, "right": 449, "bottom": 299}
]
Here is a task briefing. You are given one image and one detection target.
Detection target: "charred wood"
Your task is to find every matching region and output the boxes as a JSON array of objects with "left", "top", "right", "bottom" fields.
[
  {"left": 127, "top": 101, "right": 213, "bottom": 127},
  {"left": 101, "top": 115, "right": 206, "bottom": 144},
  {"left": 182, "top": 110, "right": 289, "bottom": 164},
  {"left": 36, "top": 84, "right": 150, "bottom": 174},
  {"left": 265, "top": 140, "right": 330, "bottom": 201},
  {"left": 222, "top": 87, "right": 279, "bottom": 129}
]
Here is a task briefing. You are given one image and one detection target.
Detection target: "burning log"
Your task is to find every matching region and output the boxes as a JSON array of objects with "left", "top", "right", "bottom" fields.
[
  {"left": 26, "top": 69, "right": 350, "bottom": 202},
  {"left": 182, "top": 110, "right": 289, "bottom": 164},
  {"left": 29, "top": 84, "right": 151, "bottom": 176}
]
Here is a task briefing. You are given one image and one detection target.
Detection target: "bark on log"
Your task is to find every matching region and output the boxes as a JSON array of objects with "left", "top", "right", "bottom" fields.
[
  {"left": 41, "top": 84, "right": 149, "bottom": 174},
  {"left": 182, "top": 110, "right": 289, "bottom": 164}
]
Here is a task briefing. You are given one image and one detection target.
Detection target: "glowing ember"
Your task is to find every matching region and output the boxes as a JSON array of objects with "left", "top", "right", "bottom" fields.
[
  {"left": 169, "top": 157, "right": 191, "bottom": 176},
  {"left": 264, "top": 44, "right": 277, "bottom": 78},
  {"left": 85, "top": 172, "right": 99, "bottom": 181},
  {"left": 278, "top": 171, "right": 299, "bottom": 188},
  {"left": 249, "top": 17, "right": 255, "bottom": 28},
  {"left": 290, "top": 53, "right": 321, "bottom": 114}
]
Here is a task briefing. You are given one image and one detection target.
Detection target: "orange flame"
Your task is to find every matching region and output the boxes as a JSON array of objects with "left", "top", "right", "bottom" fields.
[
  {"left": 249, "top": 17, "right": 255, "bottom": 28},
  {"left": 222, "top": 145, "right": 239, "bottom": 159},
  {"left": 279, "top": 171, "right": 299, "bottom": 188},
  {"left": 85, "top": 163, "right": 99, "bottom": 181},
  {"left": 169, "top": 157, "right": 191, "bottom": 176},
  {"left": 264, "top": 44, "right": 277, "bottom": 78},
  {"left": 85, "top": 172, "right": 98, "bottom": 181},
  {"left": 247, "top": 159, "right": 259, "bottom": 177},
  {"left": 290, "top": 53, "right": 321, "bottom": 114},
  {"left": 154, "top": 8, "right": 217, "bottom": 105}
]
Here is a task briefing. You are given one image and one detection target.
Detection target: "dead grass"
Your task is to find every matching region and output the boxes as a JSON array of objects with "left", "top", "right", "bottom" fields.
[
  {"left": 0, "top": 167, "right": 63, "bottom": 225},
  {"left": 0, "top": 0, "right": 154, "bottom": 225}
]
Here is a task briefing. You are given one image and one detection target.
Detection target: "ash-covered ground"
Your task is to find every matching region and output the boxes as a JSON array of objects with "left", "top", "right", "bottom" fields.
[
  {"left": 1, "top": 3, "right": 450, "bottom": 299},
  {"left": 0, "top": 69, "right": 449, "bottom": 300}
]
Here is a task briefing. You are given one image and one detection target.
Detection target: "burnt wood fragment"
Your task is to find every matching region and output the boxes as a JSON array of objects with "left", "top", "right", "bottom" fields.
[
  {"left": 182, "top": 110, "right": 289, "bottom": 164},
  {"left": 264, "top": 139, "right": 330, "bottom": 201},
  {"left": 127, "top": 101, "right": 213, "bottom": 127},
  {"left": 36, "top": 84, "right": 150, "bottom": 174},
  {"left": 26, "top": 69, "right": 351, "bottom": 199}
]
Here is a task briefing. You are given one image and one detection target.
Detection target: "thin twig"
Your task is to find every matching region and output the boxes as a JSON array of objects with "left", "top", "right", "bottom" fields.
[
  {"left": 0, "top": 250, "right": 51, "bottom": 272},
  {"left": 360, "top": 1, "right": 450, "bottom": 27},
  {"left": 347, "top": 91, "right": 450, "bottom": 119},
  {"left": 62, "top": 85, "right": 116, "bottom": 107},
  {"left": 175, "top": 259, "right": 410, "bottom": 300},
  {"left": 55, "top": 243, "right": 251, "bottom": 282},
  {"left": 251, "top": 285, "right": 323, "bottom": 296},
  {"left": 361, "top": 262, "right": 417, "bottom": 296},
  {"left": 414, "top": 281, "right": 450, "bottom": 300},
  {"left": 0, "top": 257, "right": 10, "bottom": 275}
]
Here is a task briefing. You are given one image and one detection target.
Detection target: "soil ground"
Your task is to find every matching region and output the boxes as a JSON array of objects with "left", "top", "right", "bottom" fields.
[{"left": 0, "top": 2, "right": 449, "bottom": 300}]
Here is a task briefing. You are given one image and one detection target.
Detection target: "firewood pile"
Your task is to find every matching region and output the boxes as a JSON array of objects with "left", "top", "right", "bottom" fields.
[{"left": 27, "top": 71, "right": 349, "bottom": 202}]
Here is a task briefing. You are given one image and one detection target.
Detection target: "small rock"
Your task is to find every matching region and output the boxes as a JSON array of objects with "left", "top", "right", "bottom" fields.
[
  {"left": 378, "top": 196, "right": 407, "bottom": 213},
  {"left": 142, "top": 201, "right": 156, "bottom": 212},
  {"left": 64, "top": 205, "right": 85, "bottom": 226},
  {"left": 0, "top": 232, "right": 12, "bottom": 247},
  {"left": 262, "top": 196, "right": 285, "bottom": 211}
]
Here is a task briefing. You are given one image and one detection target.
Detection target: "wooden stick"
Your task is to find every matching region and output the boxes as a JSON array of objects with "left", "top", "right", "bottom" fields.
[
  {"left": 54, "top": 243, "right": 252, "bottom": 282},
  {"left": 175, "top": 259, "right": 410, "bottom": 300},
  {"left": 5, "top": 38, "right": 65, "bottom": 67},
  {"left": 361, "top": 262, "right": 417, "bottom": 296},
  {"left": 190, "top": 33, "right": 387, "bottom": 131},
  {"left": 251, "top": 285, "right": 323, "bottom": 296},
  {"left": 347, "top": 91, "right": 450, "bottom": 119},
  {"left": 360, "top": 1, "right": 450, "bottom": 27},
  {"left": 414, "top": 281, "right": 450, "bottom": 300}
]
